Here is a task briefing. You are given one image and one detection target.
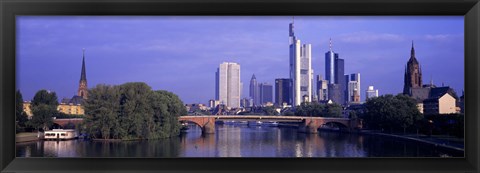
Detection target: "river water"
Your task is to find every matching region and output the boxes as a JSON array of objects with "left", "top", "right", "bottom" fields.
[{"left": 16, "top": 124, "right": 463, "bottom": 157}]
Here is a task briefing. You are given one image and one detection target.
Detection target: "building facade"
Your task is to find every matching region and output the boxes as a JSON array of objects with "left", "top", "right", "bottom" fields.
[
  {"left": 316, "top": 75, "right": 328, "bottom": 102},
  {"left": 365, "top": 86, "right": 379, "bottom": 100},
  {"left": 289, "top": 21, "right": 313, "bottom": 106},
  {"left": 216, "top": 62, "right": 241, "bottom": 108},
  {"left": 423, "top": 93, "right": 457, "bottom": 115},
  {"left": 249, "top": 74, "right": 259, "bottom": 106},
  {"left": 259, "top": 83, "right": 273, "bottom": 106},
  {"left": 275, "top": 78, "right": 291, "bottom": 106},
  {"left": 346, "top": 73, "right": 361, "bottom": 103}
]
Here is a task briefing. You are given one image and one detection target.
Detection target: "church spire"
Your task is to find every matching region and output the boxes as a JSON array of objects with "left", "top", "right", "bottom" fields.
[
  {"left": 411, "top": 40, "right": 415, "bottom": 58},
  {"left": 78, "top": 48, "right": 88, "bottom": 99},
  {"left": 80, "top": 48, "right": 87, "bottom": 82}
]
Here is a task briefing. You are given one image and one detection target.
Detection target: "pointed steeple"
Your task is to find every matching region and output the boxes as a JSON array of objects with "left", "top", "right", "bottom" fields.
[
  {"left": 410, "top": 40, "right": 415, "bottom": 59},
  {"left": 78, "top": 48, "right": 88, "bottom": 99},
  {"left": 80, "top": 48, "right": 87, "bottom": 82},
  {"left": 251, "top": 73, "right": 256, "bottom": 80}
]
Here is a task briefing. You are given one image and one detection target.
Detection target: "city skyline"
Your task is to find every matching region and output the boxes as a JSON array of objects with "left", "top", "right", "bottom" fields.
[{"left": 17, "top": 16, "right": 464, "bottom": 104}]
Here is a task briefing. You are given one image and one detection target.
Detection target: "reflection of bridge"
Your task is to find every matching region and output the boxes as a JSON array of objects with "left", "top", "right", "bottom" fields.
[{"left": 178, "top": 115, "right": 362, "bottom": 134}]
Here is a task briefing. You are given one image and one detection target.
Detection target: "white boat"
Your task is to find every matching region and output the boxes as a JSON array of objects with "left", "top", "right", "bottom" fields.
[
  {"left": 44, "top": 129, "right": 78, "bottom": 140},
  {"left": 248, "top": 121, "right": 263, "bottom": 126},
  {"left": 262, "top": 121, "right": 279, "bottom": 127}
]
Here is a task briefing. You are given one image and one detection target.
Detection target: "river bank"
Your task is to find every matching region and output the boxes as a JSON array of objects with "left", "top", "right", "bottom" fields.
[
  {"left": 16, "top": 132, "right": 39, "bottom": 143},
  {"left": 358, "top": 130, "right": 464, "bottom": 152}
]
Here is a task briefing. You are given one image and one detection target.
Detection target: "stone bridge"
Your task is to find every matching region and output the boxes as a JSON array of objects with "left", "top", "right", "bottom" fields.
[
  {"left": 178, "top": 115, "right": 362, "bottom": 134},
  {"left": 52, "top": 118, "right": 84, "bottom": 128}
]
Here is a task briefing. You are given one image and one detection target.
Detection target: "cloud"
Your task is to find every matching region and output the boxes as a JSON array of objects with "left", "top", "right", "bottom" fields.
[
  {"left": 424, "top": 34, "right": 451, "bottom": 41},
  {"left": 339, "top": 32, "right": 405, "bottom": 43}
]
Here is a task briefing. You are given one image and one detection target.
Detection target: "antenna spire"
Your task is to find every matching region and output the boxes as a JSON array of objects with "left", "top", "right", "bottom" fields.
[{"left": 329, "top": 38, "right": 332, "bottom": 52}]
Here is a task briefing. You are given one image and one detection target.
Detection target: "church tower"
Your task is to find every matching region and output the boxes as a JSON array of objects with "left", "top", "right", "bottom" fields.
[
  {"left": 403, "top": 41, "right": 422, "bottom": 95},
  {"left": 78, "top": 49, "right": 88, "bottom": 99}
]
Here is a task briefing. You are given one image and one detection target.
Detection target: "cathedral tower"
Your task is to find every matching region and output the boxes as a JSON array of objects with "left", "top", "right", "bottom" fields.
[
  {"left": 78, "top": 49, "right": 88, "bottom": 99},
  {"left": 403, "top": 41, "right": 422, "bottom": 95}
]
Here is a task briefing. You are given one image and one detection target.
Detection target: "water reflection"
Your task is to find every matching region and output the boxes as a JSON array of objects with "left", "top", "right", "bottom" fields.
[{"left": 16, "top": 124, "right": 463, "bottom": 157}]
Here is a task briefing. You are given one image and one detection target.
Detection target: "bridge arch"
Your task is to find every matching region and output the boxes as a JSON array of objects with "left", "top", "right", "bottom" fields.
[{"left": 322, "top": 121, "right": 349, "bottom": 130}]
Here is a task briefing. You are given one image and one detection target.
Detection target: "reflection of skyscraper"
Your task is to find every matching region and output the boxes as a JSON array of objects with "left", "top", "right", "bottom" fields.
[
  {"left": 289, "top": 20, "right": 313, "bottom": 106},
  {"left": 249, "top": 74, "right": 259, "bottom": 106},
  {"left": 259, "top": 83, "right": 273, "bottom": 105},
  {"left": 403, "top": 41, "right": 422, "bottom": 95},
  {"left": 275, "top": 78, "right": 292, "bottom": 106},
  {"left": 215, "top": 62, "right": 241, "bottom": 108}
]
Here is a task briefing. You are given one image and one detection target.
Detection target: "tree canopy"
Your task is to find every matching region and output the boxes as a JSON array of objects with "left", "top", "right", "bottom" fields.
[
  {"left": 29, "top": 90, "right": 59, "bottom": 131},
  {"left": 362, "top": 94, "right": 422, "bottom": 133},
  {"left": 294, "top": 102, "right": 343, "bottom": 117},
  {"left": 82, "top": 82, "right": 186, "bottom": 140},
  {"left": 15, "top": 90, "right": 29, "bottom": 131}
]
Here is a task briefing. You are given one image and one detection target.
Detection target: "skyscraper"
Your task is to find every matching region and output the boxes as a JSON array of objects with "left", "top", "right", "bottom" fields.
[
  {"left": 275, "top": 78, "right": 292, "bottom": 106},
  {"left": 366, "top": 86, "right": 379, "bottom": 100},
  {"left": 325, "top": 39, "right": 338, "bottom": 84},
  {"left": 347, "top": 73, "right": 361, "bottom": 103},
  {"left": 78, "top": 48, "right": 88, "bottom": 99},
  {"left": 249, "top": 74, "right": 259, "bottom": 106},
  {"left": 259, "top": 83, "right": 273, "bottom": 105},
  {"left": 316, "top": 75, "right": 328, "bottom": 101},
  {"left": 289, "top": 19, "right": 313, "bottom": 106},
  {"left": 325, "top": 39, "right": 345, "bottom": 104},
  {"left": 216, "top": 62, "right": 241, "bottom": 108},
  {"left": 403, "top": 41, "right": 422, "bottom": 95}
]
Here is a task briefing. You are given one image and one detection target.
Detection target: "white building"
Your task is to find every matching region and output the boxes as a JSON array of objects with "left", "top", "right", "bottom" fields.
[
  {"left": 216, "top": 62, "right": 241, "bottom": 108},
  {"left": 289, "top": 21, "right": 312, "bottom": 106},
  {"left": 365, "top": 86, "right": 379, "bottom": 100},
  {"left": 347, "top": 73, "right": 361, "bottom": 103}
]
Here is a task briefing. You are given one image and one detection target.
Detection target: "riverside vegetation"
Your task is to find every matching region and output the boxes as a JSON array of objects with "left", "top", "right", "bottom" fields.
[{"left": 81, "top": 82, "right": 186, "bottom": 140}]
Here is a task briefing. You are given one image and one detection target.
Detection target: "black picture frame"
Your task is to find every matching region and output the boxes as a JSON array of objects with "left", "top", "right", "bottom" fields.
[{"left": 1, "top": 0, "right": 479, "bottom": 172}]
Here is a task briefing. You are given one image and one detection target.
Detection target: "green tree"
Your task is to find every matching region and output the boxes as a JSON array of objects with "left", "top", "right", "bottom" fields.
[
  {"left": 29, "top": 90, "right": 59, "bottom": 131},
  {"left": 15, "top": 90, "right": 29, "bottom": 130},
  {"left": 262, "top": 106, "right": 278, "bottom": 115},
  {"left": 83, "top": 82, "right": 186, "bottom": 140},
  {"left": 324, "top": 103, "right": 342, "bottom": 117},
  {"left": 363, "top": 94, "right": 422, "bottom": 133}
]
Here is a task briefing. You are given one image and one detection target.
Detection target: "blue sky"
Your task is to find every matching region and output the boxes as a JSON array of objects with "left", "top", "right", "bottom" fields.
[{"left": 17, "top": 16, "right": 464, "bottom": 104}]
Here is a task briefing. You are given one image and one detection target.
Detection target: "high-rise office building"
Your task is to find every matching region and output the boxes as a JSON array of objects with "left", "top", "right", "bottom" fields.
[
  {"left": 249, "top": 74, "right": 259, "bottom": 106},
  {"left": 366, "top": 86, "right": 379, "bottom": 100},
  {"left": 259, "top": 83, "right": 273, "bottom": 105},
  {"left": 316, "top": 75, "right": 328, "bottom": 101},
  {"left": 347, "top": 73, "right": 361, "bottom": 103},
  {"left": 325, "top": 39, "right": 338, "bottom": 85},
  {"left": 275, "top": 78, "right": 292, "bottom": 106},
  {"left": 325, "top": 39, "right": 345, "bottom": 104},
  {"left": 289, "top": 20, "right": 313, "bottom": 106},
  {"left": 215, "top": 62, "right": 241, "bottom": 108},
  {"left": 328, "top": 84, "right": 343, "bottom": 104}
]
